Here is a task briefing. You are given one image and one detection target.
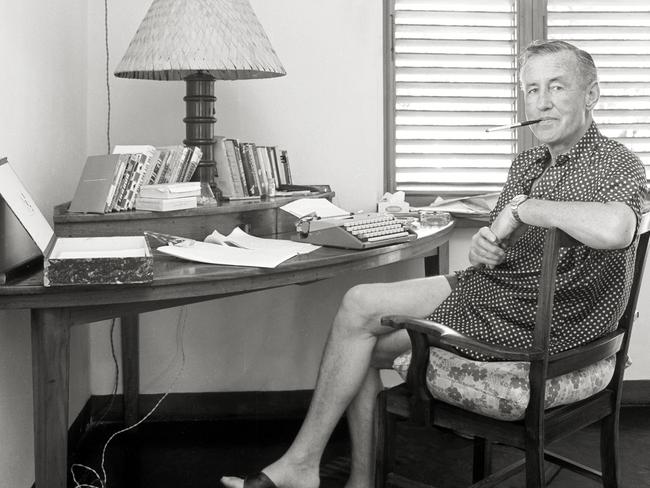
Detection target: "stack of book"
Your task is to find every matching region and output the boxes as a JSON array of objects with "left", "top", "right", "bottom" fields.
[
  {"left": 68, "top": 144, "right": 202, "bottom": 214},
  {"left": 134, "top": 182, "right": 201, "bottom": 212},
  {"left": 215, "top": 137, "right": 293, "bottom": 200}
]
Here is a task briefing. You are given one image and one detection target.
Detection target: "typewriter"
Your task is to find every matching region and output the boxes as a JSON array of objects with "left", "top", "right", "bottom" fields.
[{"left": 294, "top": 212, "right": 415, "bottom": 250}]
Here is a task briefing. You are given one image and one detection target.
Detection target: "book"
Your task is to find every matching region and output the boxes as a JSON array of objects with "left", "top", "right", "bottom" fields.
[
  {"left": 214, "top": 137, "right": 239, "bottom": 198},
  {"left": 179, "top": 146, "right": 202, "bottom": 183},
  {"left": 267, "top": 146, "right": 281, "bottom": 190},
  {"left": 279, "top": 150, "right": 293, "bottom": 185},
  {"left": 139, "top": 182, "right": 201, "bottom": 199},
  {"left": 226, "top": 139, "right": 249, "bottom": 196},
  {"left": 112, "top": 154, "right": 139, "bottom": 211},
  {"left": 239, "top": 142, "right": 261, "bottom": 196},
  {"left": 256, "top": 146, "right": 276, "bottom": 196},
  {"left": 134, "top": 195, "right": 197, "bottom": 212},
  {"left": 168, "top": 146, "right": 190, "bottom": 184},
  {"left": 124, "top": 152, "right": 154, "bottom": 210},
  {"left": 221, "top": 139, "right": 246, "bottom": 197},
  {"left": 104, "top": 154, "right": 131, "bottom": 212},
  {"left": 69, "top": 154, "right": 130, "bottom": 214}
]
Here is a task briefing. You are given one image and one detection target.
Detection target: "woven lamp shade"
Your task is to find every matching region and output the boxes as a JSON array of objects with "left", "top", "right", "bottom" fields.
[{"left": 114, "top": 0, "right": 286, "bottom": 80}]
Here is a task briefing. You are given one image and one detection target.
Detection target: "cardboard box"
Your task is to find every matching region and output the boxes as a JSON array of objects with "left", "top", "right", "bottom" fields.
[{"left": 0, "top": 158, "right": 153, "bottom": 286}]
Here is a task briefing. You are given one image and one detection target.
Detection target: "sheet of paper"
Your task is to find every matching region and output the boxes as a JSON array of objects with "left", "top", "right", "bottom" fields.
[
  {"left": 157, "top": 241, "right": 298, "bottom": 268},
  {"left": 206, "top": 227, "right": 320, "bottom": 254},
  {"left": 414, "top": 192, "right": 500, "bottom": 216},
  {"left": 280, "top": 198, "right": 350, "bottom": 219}
]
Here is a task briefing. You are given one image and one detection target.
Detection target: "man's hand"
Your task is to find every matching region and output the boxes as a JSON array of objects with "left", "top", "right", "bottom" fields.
[
  {"left": 490, "top": 204, "right": 521, "bottom": 242},
  {"left": 469, "top": 226, "right": 506, "bottom": 268}
]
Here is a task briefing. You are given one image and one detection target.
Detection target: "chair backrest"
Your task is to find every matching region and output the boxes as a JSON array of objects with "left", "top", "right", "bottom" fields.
[{"left": 526, "top": 212, "right": 650, "bottom": 421}]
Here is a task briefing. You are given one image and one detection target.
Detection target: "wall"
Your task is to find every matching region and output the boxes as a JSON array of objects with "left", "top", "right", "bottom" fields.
[{"left": 0, "top": 0, "right": 90, "bottom": 486}]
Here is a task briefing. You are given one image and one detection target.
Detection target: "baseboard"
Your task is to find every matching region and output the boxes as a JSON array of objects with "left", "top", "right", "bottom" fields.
[
  {"left": 88, "top": 389, "right": 314, "bottom": 424},
  {"left": 77, "top": 379, "right": 650, "bottom": 427},
  {"left": 622, "top": 380, "right": 650, "bottom": 406}
]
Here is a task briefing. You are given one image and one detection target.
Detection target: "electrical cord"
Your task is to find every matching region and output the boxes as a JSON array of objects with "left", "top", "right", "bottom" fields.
[{"left": 71, "top": 307, "right": 188, "bottom": 488}]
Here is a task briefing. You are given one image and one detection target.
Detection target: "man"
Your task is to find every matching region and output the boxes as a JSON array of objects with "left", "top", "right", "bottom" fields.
[{"left": 222, "top": 40, "right": 647, "bottom": 488}]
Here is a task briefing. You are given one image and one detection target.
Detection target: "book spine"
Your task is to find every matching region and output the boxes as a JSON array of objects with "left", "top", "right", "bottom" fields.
[
  {"left": 111, "top": 155, "right": 137, "bottom": 211},
  {"left": 128, "top": 152, "right": 153, "bottom": 209},
  {"left": 104, "top": 154, "right": 128, "bottom": 212},
  {"left": 154, "top": 148, "right": 172, "bottom": 184},
  {"left": 255, "top": 146, "right": 271, "bottom": 196},
  {"left": 144, "top": 149, "right": 163, "bottom": 185},
  {"left": 180, "top": 146, "right": 202, "bottom": 182},
  {"left": 223, "top": 140, "right": 246, "bottom": 197},
  {"left": 280, "top": 150, "right": 292, "bottom": 185},
  {"left": 214, "top": 138, "right": 237, "bottom": 198},
  {"left": 239, "top": 142, "right": 260, "bottom": 196},
  {"left": 228, "top": 139, "right": 249, "bottom": 196},
  {"left": 267, "top": 146, "right": 281, "bottom": 190},
  {"left": 120, "top": 153, "right": 147, "bottom": 210},
  {"left": 169, "top": 147, "right": 189, "bottom": 184}
]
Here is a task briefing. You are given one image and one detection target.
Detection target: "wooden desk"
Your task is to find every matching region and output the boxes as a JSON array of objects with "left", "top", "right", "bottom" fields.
[{"left": 0, "top": 209, "right": 452, "bottom": 488}]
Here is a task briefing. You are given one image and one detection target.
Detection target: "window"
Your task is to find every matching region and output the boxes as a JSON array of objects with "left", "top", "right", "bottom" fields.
[{"left": 385, "top": 0, "right": 650, "bottom": 199}]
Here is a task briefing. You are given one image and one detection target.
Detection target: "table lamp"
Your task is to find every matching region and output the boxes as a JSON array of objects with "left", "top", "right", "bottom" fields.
[{"left": 114, "top": 0, "right": 286, "bottom": 204}]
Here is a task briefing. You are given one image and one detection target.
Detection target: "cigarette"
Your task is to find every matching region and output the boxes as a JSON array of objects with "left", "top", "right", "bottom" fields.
[{"left": 485, "top": 119, "right": 542, "bottom": 132}]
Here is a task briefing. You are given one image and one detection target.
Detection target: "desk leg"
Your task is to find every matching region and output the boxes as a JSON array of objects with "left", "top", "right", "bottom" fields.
[
  {"left": 424, "top": 241, "right": 450, "bottom": 277},
  {"left": 121, "top": 314, "right": 140, "bottom": 426},
  {"left": 31, "top": 308, "right": 71, "bottom": 488}
]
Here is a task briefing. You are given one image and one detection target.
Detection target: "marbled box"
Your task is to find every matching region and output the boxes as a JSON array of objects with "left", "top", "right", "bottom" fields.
[{"left": 1, "top": 158, "right": 153, "bottom": 286}]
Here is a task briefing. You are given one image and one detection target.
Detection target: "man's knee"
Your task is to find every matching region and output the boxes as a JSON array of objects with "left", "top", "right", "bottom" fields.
[{"left": 336, "top": 284, "right": 383, "bottom": 332}]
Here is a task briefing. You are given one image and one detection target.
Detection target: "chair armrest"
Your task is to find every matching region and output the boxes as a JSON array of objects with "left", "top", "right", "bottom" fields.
[
  {"left": 381, "top": 315, "right": 544, "bottom": 361},
  {"left": 547, "top": 329, "right": 625, "bottom": 378}
]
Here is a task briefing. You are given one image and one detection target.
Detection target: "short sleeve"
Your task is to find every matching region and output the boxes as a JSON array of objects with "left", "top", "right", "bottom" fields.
[{"left": 595, "top": 148, "right": 647, "bottom": 219}]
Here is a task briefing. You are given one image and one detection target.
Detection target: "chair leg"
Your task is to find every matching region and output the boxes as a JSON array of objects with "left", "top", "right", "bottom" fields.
[
  {"left": 600, "top": 412, "right": 620, "bottom": 488},
  {"left": 472, "top": 437, "right": 492, "bottom": 482},
  {"left": 375, "top": 390, "right": 398, "bottom": 488},
  {"left": 525, "top": 436, "right": 545, "bottom": 488}
]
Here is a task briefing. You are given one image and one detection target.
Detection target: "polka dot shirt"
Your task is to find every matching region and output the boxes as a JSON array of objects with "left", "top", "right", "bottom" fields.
[{"left": 429, "top": 123, "right": 648, "bottom": 360}]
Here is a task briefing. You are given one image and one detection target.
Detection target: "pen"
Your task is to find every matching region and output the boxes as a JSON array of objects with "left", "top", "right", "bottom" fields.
[{"left": 485, "top": 119, "right": 542, "bottom": 132}]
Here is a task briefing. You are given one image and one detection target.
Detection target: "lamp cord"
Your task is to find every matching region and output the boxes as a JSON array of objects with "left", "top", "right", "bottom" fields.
[{"left": 104, "top": 0, "right": 111, "bottom": 154}]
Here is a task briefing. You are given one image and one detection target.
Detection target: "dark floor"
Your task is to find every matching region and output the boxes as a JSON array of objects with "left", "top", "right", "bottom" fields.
[{"left": 69, "top": 407, "right": 650, "bottom": 488}]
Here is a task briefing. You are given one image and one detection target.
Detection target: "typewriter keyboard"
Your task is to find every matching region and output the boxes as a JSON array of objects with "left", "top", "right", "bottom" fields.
[{"left": 343, "top": 214, "right": 410, "bottom": 243}]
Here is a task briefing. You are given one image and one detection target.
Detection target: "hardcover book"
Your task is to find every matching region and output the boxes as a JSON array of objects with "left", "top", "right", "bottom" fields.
[
  {"left": 239, "top": 142, "right": 261, "bottom": 196},
  {"left": 215, "top": 137, "right": 242, "bottom": 198},
  {"left": 69, "top": 154, "right": 131, "bottom": 214},
  {"left": 226, "top": 139, "right": 250, "bottom": 196}
]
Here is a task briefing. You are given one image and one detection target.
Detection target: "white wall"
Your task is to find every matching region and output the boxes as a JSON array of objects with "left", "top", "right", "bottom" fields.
[{"left": 0, "top": 1, "right": 90, "bottom": 486}]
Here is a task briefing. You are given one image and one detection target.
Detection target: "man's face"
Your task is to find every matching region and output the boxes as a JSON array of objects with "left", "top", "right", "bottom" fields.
[{"left": 521, "top": 51, "right": 596, "bottom": 156}]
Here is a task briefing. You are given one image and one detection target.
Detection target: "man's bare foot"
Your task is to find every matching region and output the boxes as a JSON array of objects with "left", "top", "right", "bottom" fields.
[{"left": 220, "top": 458, "right": 320, "bottom": 488}]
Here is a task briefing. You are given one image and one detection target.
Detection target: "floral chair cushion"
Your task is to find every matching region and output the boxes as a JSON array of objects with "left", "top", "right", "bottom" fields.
[{"left": 393, "top": 347, "right": 615, "bottom": 421}]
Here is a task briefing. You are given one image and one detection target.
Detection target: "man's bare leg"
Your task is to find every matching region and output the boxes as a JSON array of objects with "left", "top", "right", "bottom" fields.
[{"left": 221, "top": 275, "right": 452, "bottom": 488}]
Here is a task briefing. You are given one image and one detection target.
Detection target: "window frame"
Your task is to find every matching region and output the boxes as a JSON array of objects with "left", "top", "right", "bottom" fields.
[{"left": 382, "top": 0, "right": 546, "bottom": 204}]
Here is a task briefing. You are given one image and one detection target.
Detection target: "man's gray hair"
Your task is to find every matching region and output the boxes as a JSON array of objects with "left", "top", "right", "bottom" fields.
[{"left": 519, "top": 40, "right": 598, "bottom": 87}]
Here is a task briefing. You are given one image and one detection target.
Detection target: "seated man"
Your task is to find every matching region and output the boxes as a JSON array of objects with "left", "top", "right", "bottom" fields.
[{"left": 221, "top": 40, "right": 647, "bottom": 488}]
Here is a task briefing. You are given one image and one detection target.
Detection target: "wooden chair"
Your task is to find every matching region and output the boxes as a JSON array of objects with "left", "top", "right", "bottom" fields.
[{"left": 375, "top": 215, "right": 650, "bottom": 488}]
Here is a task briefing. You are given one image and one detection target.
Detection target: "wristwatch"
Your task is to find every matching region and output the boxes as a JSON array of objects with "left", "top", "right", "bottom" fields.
[{"left": 510, "top": 194, "right": 528, "bottom": 223}]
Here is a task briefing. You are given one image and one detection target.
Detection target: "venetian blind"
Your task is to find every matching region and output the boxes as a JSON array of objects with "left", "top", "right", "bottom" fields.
[
  {"left": 547, "top": 0, "right": 650, "bottom": 181},
  {"left": 390, "top": 0, "right": 518, "bottom": 195}
]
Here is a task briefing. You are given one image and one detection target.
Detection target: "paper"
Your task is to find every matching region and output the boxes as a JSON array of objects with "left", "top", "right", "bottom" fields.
[
  {"left": 157, "top": 242, "right": 297, "bottom": 268},
  {"left": 154, "top": 227, "right": 319, "bottom": 268},
  {"left": 416, "top": 193, "right": 500, "bottom": 217},
  {"left": 280, "top": 198, "right": 350, "bottom": 219},
  {"left": 205, "top": 227, "right": 320, "bottom": 254}
]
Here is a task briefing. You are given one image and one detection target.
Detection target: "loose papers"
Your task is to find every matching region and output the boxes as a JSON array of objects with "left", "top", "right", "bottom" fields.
[
  {"left": 155, "top": 228, "right": 319, "bottom": 268},
  {"left": 280, "top": 198, "right": 350, "bottom": 219},
  {"left": 414, "top": 193, "right": 500, "bottom": 218}
]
